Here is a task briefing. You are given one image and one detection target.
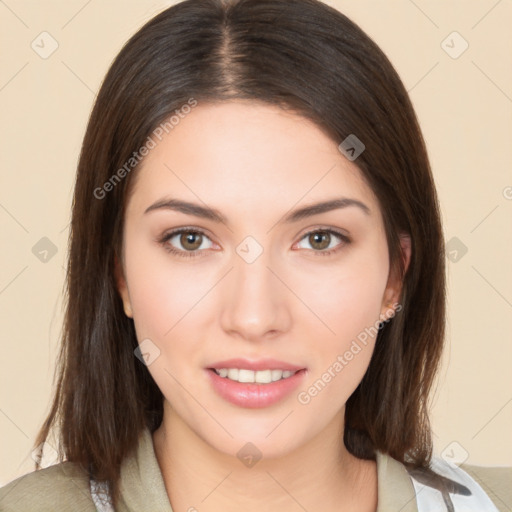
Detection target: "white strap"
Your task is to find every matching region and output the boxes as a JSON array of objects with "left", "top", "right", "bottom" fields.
[
  {"left": 90, "top": 478, "right": 115, "bottom": 512},
  {"left": 409, "top": 457, "right": 500, "bottom": 512}
]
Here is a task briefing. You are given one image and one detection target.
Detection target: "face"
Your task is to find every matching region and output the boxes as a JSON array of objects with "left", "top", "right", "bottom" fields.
[{"left": 116, "top": 100, "right": 409, "bottom": 459}]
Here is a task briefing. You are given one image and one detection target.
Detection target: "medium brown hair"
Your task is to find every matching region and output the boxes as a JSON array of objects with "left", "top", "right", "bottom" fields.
[{"left": 34, "top": 0, "right": 446, "bottom": 507}]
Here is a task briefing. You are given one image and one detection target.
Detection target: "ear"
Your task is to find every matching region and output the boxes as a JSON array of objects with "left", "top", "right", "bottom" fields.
[
  {"left": 380, "top": 233, "right": 411, "bottom": 317},
  {"left": 114, "top": 254, "right": 133, "bottom": 318}
]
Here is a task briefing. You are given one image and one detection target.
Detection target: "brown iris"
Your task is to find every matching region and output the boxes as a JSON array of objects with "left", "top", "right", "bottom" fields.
[
  {"left": 180, "top": 232, "right": 203, "bottom": 251},
  {"left": 308, "top": 231, "right": 331, "bottom": 251}
]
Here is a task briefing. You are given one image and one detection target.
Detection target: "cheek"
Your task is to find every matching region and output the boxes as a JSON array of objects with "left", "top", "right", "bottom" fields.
[
  {"left": 123, "top": 238, "right": 212, "bottom": 405},
  {"left": 294, "top": 249, "right": 389, "bottom": 347},
  {"left": 124, "top": 235, "right": 212, "bottom": 340},
  {"left": 293, "top": 248, "right": 389, "bottom": 401}
]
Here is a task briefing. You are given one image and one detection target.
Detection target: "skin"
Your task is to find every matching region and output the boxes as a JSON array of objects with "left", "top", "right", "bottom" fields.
[{"left": 116, "top": 100, "right": 411, "bottom": 512}]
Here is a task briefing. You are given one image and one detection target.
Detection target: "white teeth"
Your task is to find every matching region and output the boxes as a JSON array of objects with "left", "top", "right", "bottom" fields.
[
  {"left": 213, "top": 368, "right": 298, "bottom": 383},
  {"left": 255, "top": 370, "right": 272, "bottom": 383},
  {"left": 271, "top": 369, "right": 283, "bottom": 381},
  {"left": 227, "top": 368, "right": 239, "bottom": 380},
  {"left": 238, "top": 369, "right": 254, "bottom": 383}
]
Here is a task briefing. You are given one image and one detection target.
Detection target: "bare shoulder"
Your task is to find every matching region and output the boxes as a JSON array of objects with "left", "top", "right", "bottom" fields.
[
  {"left": 460, "top": 463, "right": 512, "bottom": 512},
  {"left": 0, "top": 461, "right": 96, "bottom": 512}
]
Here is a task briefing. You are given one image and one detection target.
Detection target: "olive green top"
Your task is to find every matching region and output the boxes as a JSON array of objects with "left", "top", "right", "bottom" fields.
[{"left": 1, "top": 427, "right": 510, "bottom": 511}]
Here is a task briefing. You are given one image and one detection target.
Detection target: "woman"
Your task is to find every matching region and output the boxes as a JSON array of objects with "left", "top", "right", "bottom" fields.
[{"left": 1, "top": 0, "right": 509, "bottom": 511}]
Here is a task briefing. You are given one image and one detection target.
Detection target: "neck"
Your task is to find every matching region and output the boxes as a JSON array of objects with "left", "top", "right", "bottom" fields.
[{"left": 152, "top": 402, "right": 377, "bottom": 512}]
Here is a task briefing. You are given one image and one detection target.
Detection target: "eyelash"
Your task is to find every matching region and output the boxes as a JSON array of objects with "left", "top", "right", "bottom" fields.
[{"left": 158, "top": 227, "right": 351, "bottom": 259}]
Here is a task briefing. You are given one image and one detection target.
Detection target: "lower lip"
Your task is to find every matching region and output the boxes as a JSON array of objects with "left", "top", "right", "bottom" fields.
[{"left": 206, "top": 368, "right": 307, "bottom": 408}]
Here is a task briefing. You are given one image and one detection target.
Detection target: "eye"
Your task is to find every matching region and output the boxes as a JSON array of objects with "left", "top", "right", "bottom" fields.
[
  {"left": 295, "top": 228, "right": 351, "bottom": 256},
  {"left": 158, "top": 226, "right": 351, "bottom": 259},
  {"left": 158, "top": 228, "right": 214, "bottom": 258}
]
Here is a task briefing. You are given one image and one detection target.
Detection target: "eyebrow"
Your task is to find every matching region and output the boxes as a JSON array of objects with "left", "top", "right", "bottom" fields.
[{"left": 144, "top": 196, "right": 371, "bottom": 224}]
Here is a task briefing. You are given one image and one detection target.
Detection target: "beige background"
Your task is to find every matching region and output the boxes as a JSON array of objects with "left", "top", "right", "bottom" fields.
[{"left": 1, "top": 0, "right": 511, "bottom": 485}]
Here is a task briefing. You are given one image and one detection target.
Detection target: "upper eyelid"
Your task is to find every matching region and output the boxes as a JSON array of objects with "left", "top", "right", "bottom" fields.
[{"left": 161, "top": 226, "right": 213, "bottom": 243}]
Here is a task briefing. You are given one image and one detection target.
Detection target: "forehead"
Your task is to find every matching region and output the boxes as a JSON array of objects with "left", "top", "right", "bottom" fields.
[{"left": 126, "top": 100, "right": 379, "bottom": 217}]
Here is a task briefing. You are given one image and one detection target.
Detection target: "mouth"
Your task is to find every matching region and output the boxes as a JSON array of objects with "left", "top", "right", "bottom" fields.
[{"left": 205, "top": 358, "right": 307, "bottom": 408}]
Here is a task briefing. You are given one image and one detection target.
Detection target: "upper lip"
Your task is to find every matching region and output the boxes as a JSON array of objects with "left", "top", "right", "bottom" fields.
[{"left": 207, "top": 358, "right": 305, "bottom": 372}]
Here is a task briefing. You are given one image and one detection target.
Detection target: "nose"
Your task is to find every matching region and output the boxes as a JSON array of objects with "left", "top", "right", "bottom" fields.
[{"left": 219, "top": 248, "right": 292, "bottom": 343}]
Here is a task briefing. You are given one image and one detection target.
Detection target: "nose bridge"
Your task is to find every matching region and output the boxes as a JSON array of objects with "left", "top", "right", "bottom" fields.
[{"left": 219, "top": 241, "right": 290, "bottom": 340}]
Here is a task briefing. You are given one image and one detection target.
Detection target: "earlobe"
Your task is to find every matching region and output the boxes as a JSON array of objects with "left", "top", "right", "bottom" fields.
[
  {"left": 122, "top": 297, "right": 133, "bottom": 319},
  {"left": 114, "top": 254, "right": 133, "bottom": 318}
]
